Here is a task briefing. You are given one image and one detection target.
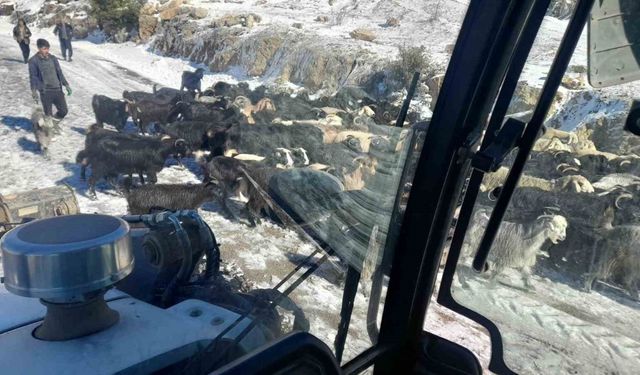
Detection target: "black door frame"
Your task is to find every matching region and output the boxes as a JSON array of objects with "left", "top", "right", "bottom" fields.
[{"left": 344, "top": 0, "right": 580, "bottom": 373}]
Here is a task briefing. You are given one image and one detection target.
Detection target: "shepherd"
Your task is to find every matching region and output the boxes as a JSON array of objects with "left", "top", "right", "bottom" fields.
[
  {"left": 53, "top": 17, "right": 74, "bottom": 62},
  {"left": 28, "top": 39, "right": 73, "bottom": 134},
  {"left": 12, "top": 18, "right": 32, "bottom": 64}
]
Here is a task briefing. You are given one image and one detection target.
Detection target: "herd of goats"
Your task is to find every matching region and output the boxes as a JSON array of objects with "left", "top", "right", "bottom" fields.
[
  {"left": 31, "top": 71, "right": 639, "bottom": 302},
  {"left": 71, "top": 78, "right": 410, "bottom": 260}
]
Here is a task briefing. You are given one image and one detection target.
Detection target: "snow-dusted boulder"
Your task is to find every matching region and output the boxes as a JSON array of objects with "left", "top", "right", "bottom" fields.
[
  {"left": 350, "top": 28, "right": 376, "bottom": 42},
  {"left": 0, "top": 1, "right": 15, "bottom": 16}
]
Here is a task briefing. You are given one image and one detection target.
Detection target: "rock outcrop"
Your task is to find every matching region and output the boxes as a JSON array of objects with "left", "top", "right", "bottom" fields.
[
  {"left": 0, "top": 1, "right": 14, "bottom": 16},
  {"left": 152, "top": 20, "right": 375, "bottom": 92}
]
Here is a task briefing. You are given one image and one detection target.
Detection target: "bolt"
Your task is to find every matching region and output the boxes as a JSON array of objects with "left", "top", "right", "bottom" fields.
[{"left": 189, "top": 308, "right": 203, "bottom": 318}]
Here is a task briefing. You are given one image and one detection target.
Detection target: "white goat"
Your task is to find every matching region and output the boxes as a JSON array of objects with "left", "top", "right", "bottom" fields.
[{"left": 461, "top": 212, "right": 568, "bottom": 289}]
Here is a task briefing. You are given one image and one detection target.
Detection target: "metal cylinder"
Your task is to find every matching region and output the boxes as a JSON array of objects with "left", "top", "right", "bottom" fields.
[{"left": 1, "top": 214, "right": 134, "bottom": 302}]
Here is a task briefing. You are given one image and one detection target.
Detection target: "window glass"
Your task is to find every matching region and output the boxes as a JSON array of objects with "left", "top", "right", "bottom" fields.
[
  {"left": 451, "top": 8, "right": 640, "bottom": 374},
  {"left": 0, "top": 0, "right": 467, "bottom": 371}
]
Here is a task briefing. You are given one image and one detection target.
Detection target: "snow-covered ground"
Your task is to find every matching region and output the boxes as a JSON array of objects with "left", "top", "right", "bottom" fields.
[{"left": 2, "top": 0, "right": 640, "bottom": 373}]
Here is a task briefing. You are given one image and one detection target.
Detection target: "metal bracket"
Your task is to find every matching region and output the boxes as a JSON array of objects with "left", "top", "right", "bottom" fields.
[{"left": 471, "top": 118, "right": 526, "bottom": 173}]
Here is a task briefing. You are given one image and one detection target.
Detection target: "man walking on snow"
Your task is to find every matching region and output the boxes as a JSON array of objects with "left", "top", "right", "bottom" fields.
[
  {"left": 53, "top": 18, "right": 73, "bottom": 62},
  {"left": 29, "top": 39, "right": 72, "bottom": 133}
]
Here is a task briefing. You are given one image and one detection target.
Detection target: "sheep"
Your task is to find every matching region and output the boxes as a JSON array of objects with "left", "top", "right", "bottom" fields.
[
  {"left": 461, "top": 213, "right": 568, "bottom": 289},
  {"left": 123, "top": 179, "right": 221, "bottom": 215}
]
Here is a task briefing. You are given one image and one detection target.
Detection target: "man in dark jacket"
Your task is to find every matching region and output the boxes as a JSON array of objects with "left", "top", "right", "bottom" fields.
[
  {"left": 13, "top": 18, "right": 32, "bottom": 63},
  {"left": 53, "top": 18, "right": 73, "bottom": 62},
  {"left": 29, "top": 39, "right": 72, "bottom": 132}
]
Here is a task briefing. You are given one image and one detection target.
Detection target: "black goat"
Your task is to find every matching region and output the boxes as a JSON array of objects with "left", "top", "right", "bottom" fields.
[
  {"left": 83, "top": 131, "right": 188, "bottom": 198},
  {"left": 92, "top": 94, "right": 130, "bottom": 131},
  {"left": 167, "top": 101, "right": 237, "bottom": 123},
  {"left": 181, "top": 68, "right": 205, "bottom": 95},
  {"left": 124, "top": 179, "right": 220, "bottom": 215},
  {"left": 153, "top": 85, "right": 195, "bottom": 103},
  {"left": 77, "top": 126, "right": 150, "bottom": 183},
  {"left": 123, "top": 90, "right": 155, "bottom": 103},
  {"left": 203, "top": 156, "right": 259, "bottom": 225},
  {"left": 160, "top": 120, "right": 231, "bottom": 155},
  {"left": 127, "top": 97, "right": 179, "bottom": 134}
]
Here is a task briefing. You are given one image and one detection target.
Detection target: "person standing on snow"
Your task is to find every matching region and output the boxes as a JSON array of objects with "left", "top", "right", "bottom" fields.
[
  {"left": 53, "top": 17, "right": 74, "bottom": 62},
  {"left": 29, "top": 39, "right": 72, "bottom": 133},
  {"left": 12, "top": 18, "right": 32, "bottom": 64}
]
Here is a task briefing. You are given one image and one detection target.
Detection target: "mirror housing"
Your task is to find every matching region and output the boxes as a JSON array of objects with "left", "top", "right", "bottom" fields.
[{"left": 588, "top": 0, "right": 640, "bottom": 88}]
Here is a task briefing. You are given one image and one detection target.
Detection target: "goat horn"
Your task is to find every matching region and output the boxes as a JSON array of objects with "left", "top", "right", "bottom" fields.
[
  {"left": 352, "top": 156, "right": 367, "bottom": 165},
  {"left": 620, "top": 159, "right": 632, "bottom": 167},
  {"left": 615, "top": 193, "right": 634, "bottom": 209},
  {"left": 598, "top": 186, "right": 631, "bottom": 196},
  {"left": 562, "top": 166, "right": 580, "bottom": 174},
  {"left": 556, "top": 163, "right": 572, "bottom": 171}
]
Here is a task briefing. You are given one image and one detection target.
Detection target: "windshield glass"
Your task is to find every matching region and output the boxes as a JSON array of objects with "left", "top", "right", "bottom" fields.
[
  {"left": 449, "top": 4, "right": 640, "bottom": 374},
  {"left": 0, "top": 0, "right": 468, "bottom": 371}
]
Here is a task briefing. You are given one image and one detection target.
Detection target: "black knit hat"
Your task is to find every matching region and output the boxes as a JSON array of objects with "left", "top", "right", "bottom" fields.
[{"left": 36, "top": 39, "right": 50, "bottom": 49}]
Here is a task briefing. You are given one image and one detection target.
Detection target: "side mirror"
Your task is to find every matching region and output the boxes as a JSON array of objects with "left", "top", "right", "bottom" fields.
[{"left": 588, "top": 0, "right": 640, "bottom": 87}]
